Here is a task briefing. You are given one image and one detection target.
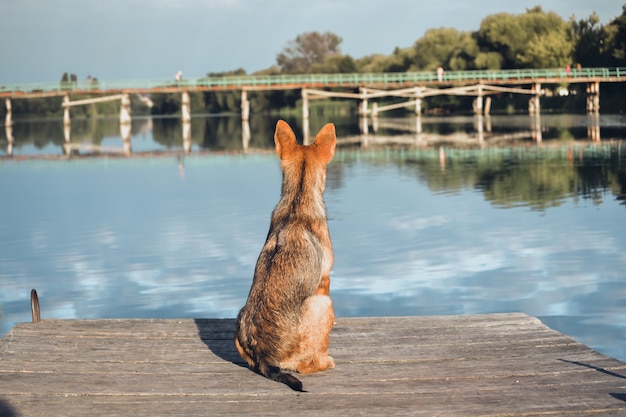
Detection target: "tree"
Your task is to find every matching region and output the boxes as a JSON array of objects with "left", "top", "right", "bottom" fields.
[
  {"left": 408, "top": 28, "right": 480, "bottom": 71},
  {"left": 606, "top": 5, "right": 626, "bottom": 66},
  {"left": 476, "top": 12, "right": 522, "bottom": 68},
  {"left": 412, "top": 28, "right": 472, "bottom": 70},
  {"left": 385, "top": 47, "right": 415, "bottom": 72},
  {"left": 519, "top": 28, "right": 574, "bottom": 68},
  {"left": 476, "top": 7, "right": 574, "bottom": 69},
  {"left": 518, "top": 8, "right": 574, "bottom": 68},
  {"left": 570, "top": 12, "right": 612, "bottom": 66},
  {"left": 309, "top": 54, "right": 357, "bottom": 73},
  {"left": 355, "top": 54, "right": 396, "bottom": 73},
  {"left": 448, "top": 32, "right": 480, "bottom": 70},
  {"left": 276, "top": 31, "right": 343, "bottom": 73},
  {"left": 474, "top": 51, "right": 504, "bottom": 69}
]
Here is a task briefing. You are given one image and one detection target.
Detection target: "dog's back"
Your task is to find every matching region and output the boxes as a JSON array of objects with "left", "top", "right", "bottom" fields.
[{"left": 235, "top": 120, "right": 336, "bottom": 391}]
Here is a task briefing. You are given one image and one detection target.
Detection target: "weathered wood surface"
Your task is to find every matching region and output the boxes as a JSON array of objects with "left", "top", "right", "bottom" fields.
[{"left": 0, "top": 313, "right": 625, "bottom": 416}]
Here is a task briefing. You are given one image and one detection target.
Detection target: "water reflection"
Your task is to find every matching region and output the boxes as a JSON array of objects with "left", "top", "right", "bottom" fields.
[
  {"left": 1, "top": 114, "right": 625, "bottom": 157},
  {"left": 1, "top": 115, "right": 626, "bottom": 365},
  {"left": 4, "top": 124, "right": 13, "bottom": 155},
  {"left": 182, "top": 120, "right": 192, "bottom": 154}
]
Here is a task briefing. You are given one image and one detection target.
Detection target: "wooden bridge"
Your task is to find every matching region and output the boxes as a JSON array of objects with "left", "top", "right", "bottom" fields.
[{"left": 2, "top": 67, "right": 625, "bottom": 127}]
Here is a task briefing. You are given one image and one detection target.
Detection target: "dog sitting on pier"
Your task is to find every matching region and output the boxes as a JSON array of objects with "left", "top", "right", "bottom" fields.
[{"left": 235, "top": 120, "right": 336, "bottom": 392}]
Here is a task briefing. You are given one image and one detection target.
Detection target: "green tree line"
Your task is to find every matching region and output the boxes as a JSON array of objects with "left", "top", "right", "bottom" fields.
[{"left": 5, "top": 4, "right": 626, "bottom": 118}]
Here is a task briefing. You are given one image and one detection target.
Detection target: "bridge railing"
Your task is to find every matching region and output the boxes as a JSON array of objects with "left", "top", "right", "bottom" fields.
[{"left": 1, "top": 67, "right": 625, "bottom": 96}]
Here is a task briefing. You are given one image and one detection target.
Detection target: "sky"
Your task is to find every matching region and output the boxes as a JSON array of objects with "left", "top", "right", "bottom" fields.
[{"left": 0, "top": 0, "right": 622, "bottom": 84}]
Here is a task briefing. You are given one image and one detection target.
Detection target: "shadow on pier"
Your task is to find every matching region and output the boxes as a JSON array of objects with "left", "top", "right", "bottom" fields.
[{"left": 194, "top": 318, "right": 247, "bottom": 369}]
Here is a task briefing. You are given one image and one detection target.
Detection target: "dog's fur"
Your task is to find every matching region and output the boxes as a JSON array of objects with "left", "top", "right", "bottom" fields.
[{"left": 235, "top": 120, "right": 336, "bottom": 391}]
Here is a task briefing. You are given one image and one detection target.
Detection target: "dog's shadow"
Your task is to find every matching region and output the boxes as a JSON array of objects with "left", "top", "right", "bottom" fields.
[
  {"left": 194, "top": 318, "right": 248, "bottom": 369},
  {"left": 194, "top": 318, "right": 306, "bottom": 392}
]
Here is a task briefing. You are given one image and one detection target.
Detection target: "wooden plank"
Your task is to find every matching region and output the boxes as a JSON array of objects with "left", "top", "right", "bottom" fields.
[{"left": 1, "top": 313, "right": 625, "bottom": 416}]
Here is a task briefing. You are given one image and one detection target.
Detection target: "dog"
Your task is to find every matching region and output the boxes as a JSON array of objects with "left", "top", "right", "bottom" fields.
[{"left": 235, "top": 120, "right": 336, "bottom": 392}]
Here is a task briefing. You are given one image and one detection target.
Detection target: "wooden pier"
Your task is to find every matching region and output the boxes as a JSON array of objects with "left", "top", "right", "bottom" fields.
[{"left": 1, "top": 313, "right": 625, "bottom": 416}]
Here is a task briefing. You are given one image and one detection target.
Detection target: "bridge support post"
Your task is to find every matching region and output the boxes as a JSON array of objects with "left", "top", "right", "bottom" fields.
[
  {"left": 301, "top": 89, "right": 309, "bottom": 119},
  {"left": 4, "top": 98, "right": 12, "bottom": 127},
  {"left": 359, "top": 116, "right": 368, "bottom": 135},
  {"left": 301, "top": 89, "right": 311, "bottom": 144},
  {"left": 371, "top": 104, "right": 379, "bottom": 132},
  {"left": 586, "top": 81, "right": 600, "bottom": 114},
  {"left": 359, "top": 97, "right": 368, "bottom": 116},
  {"left": 241, "top": 120, "right": 250, "bottom": 151},
  {"left": 484, "top": 97, "right": 492, "bottom": 115},
  {"left": 303, "top": 117, "right": 311, "bottom": 145},
  {"left": 358, "top": 87, "right": 368, "bottom": 116},
  {"left": 414, "top": 87, "right": 422, "bottom": 115},
  {"left": 473, "top": 96, "right": 483, "bottom": 114},
  {"left": 528, "top": 83, "right": 541, "bottom": 115},
  {"left": 120, "top": 94, "right": 131, "bottom": 125},
  {"left": 63, "top": 95, "right": 71, "bottom": 126},
  {"left": 240, "top": 90, "right": 249, "bottom": 122},
  {"left": 473, "top": 85, "right": 484, "bottom": 115},
  {"left": 181, "top": 91, "right": 191, "bottom": 123}
]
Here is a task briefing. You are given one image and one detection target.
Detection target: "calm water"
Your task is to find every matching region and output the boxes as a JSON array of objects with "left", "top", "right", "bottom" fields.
[{"left": 1, "top": 114, "right": 626, "bottom": 363}]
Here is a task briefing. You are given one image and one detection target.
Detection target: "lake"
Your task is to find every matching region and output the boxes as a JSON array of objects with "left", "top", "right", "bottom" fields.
[{"left": 1, "top": 113, "right": 625, "bottom": 364}]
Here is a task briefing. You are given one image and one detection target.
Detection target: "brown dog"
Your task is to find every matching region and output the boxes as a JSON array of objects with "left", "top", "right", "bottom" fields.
[{"left": 235, "top": 120, "right": 336, "bottom": 391}]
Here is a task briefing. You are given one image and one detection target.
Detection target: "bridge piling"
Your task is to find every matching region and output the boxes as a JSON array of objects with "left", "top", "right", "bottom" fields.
[
  {"left": 359, "top": 89, "right": 368, "bottom": 117},
  {"left": 242, "top": 120, "right": 250, "bottom": 150},
  {"left": 359, "top": 116, "right": 369, "bottom": 135},
  {"left": 587, "top": 81, "right": 600, "bottom": 114},
  {"left": 4, "top": 98, "right": 12, "bottom": 127},
  {"left": 301, "top": 89, "right": 309, "bottom": 120},
  {"left": 181, "top": 91, "right": 191, "bottom": 123},
  {"left": 119, "top": 94, "right": 131, "bottom": 125},
  {"left": 303, "top": 117, "right": 311, "bottom": 145},
  {"left": 473, "top": 85, "right": 484, "bottom": 115},
  {"left": 241, "top": 90, "right": 249, "bottom": 122},
  {"left": 63, "top": 124, "right": 71, "bottom": 155},
  {"left": 528, "top": 83, "right": 541, "bottom": 115},
  {"left": 473, "top": 97, "right": 483, "bottom": 115},
  {"left": 63, "top": 95, "right": 71, "bottom": 126}
]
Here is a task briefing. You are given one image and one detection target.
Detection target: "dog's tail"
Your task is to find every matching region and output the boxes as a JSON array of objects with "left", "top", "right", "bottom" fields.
[{"left": 259, "top": 364, "right": 304, "bottom": 392}]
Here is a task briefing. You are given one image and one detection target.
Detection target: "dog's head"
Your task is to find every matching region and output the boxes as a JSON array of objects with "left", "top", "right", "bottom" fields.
[{"left": 274, "top": 120, "right": 336, "bottom": 166}]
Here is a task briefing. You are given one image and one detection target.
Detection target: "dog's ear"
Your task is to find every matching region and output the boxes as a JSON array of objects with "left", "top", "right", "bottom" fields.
[
  {"left": 312, "top": 123, "right": 336, "bottom": 164},
  {"left": 274, "top": 120, "right": 298, "bottom": 160}
]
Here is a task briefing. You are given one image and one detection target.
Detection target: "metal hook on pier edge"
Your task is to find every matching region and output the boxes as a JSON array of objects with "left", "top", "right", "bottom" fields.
[{"left": 31, "top": 289, "right": 41, "bottom": 323}]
